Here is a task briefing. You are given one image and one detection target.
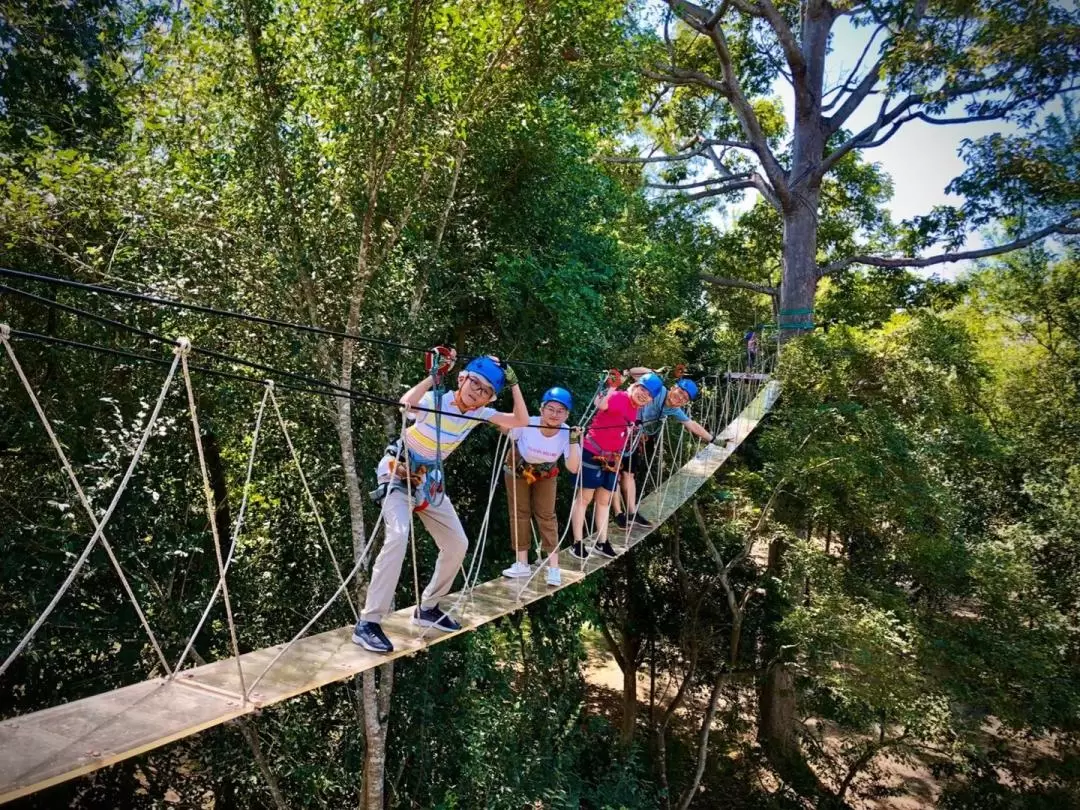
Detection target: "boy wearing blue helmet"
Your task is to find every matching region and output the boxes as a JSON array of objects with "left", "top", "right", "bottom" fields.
[
  {"left": 501, "top": 387, "right": 582, "bottom": 586},
  {"left": 353, "top": 351, "right": 528, "bottom": 654},
  {"left": 614, "top": 369, "right": 714, "bottom": 529}
]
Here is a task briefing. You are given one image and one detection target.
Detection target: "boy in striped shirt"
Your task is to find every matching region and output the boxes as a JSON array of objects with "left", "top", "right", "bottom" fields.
[{"left": 353, "top": 352, "right": 528, "bottom": 653}]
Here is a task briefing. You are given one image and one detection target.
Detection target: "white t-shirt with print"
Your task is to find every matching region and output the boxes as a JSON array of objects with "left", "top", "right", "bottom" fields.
[{"left": 511, "top": 415, "right": 571, "bottom": 465}]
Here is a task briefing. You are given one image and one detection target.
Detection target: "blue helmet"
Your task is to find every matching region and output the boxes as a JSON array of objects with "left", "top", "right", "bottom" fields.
[
  {"left": 637, "top": 372, "right": 664, "bottom": 400},
  {"left": 675, "top": 378, "right": 700, "bottom": 401},
  {"left": 463, "top": 356, "right": 506, "bottom": 396},
  {"left": 541, "top": 386, "right": 573, "bottom": 411}
]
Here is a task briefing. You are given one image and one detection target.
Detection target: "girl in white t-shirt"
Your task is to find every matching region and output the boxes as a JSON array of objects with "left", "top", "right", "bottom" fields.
[{"left": 502, "top": 387, "right": 582, "bottom": 586}]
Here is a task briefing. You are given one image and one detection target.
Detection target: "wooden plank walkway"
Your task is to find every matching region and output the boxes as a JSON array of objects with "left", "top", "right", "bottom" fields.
[{"left": 0, "top": 380, "right": 780, "bottom": 804}]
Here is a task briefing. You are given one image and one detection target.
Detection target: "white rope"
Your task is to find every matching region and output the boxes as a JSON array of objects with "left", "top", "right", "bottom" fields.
[
  {"left": 172, "top": 380, "right": 272, "bottom": 676},
  {"left": 656, "top": 416, "right": 685, "bottom": 524},
  {"left": 245, "top": 506, "right": 387, "bottom": 699},
  {"left": 618, "top": 422, "right": 664, "bottom": 548},
  {"left": 0, "top": 327, "right": 177, "bottom": 678},
  {"left": 513, "top": 443, "right": 586, "bottom": 599},
  {"left": 402, "top": 410, "right": 422, "bottom": 626},
  {"left": 428, "top": 433, "right": 509, "bottom": 636},
  {"left": 180, "top": 340, "right": 246, "bottom": 700},
  {"left": 269, "top": 385, "right": 358, "bottom": 620}
]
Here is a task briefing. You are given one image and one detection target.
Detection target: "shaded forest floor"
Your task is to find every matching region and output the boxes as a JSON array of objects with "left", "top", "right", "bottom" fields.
[{"left": 581, "top": 632, "right": 943, "bottom": 809}]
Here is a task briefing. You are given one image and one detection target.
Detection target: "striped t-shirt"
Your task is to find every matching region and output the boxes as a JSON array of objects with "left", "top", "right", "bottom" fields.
[{"left": 403, "top": 390, "right": 496, "bottom": 463}]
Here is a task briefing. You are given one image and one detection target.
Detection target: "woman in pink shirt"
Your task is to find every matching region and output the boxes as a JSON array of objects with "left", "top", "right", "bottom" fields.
[{"left": 569, "top": 373, "right": 662, "bottom": 560}]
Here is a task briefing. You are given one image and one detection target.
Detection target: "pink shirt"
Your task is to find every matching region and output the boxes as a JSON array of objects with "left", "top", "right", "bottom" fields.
[{"left": 584, "top": 390, "right": 639, "bottom": 454}]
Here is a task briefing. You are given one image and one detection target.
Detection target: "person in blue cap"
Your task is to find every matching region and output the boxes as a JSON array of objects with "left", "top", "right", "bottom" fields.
[
  {"left": 614, "top": 369, "right": 714, "bottom": 529},
  {"left": 353, "top": 351, "right": 528, "bottom": 654},
  {"left": 501, "top": 387, "right": 582, "bottom": 587}
]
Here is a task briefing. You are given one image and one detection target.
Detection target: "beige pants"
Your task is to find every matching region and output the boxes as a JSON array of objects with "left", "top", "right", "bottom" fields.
[
  {"left": 505, "top": 470, "right": 559, "bottom": 554},
  {"left": 360, "top": 488, "right": 467, "bottom": 623}
]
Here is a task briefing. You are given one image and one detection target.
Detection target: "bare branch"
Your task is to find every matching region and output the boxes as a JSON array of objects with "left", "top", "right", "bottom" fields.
[
  {"left": 646, "top": 177, "right": 744, "bottom": 190},
  {"left": 645, "top": 65, "right": 727, "bottom": 93},
  {"left": 818, "top": 219, "right": 1080, "bottom": 277},
  {"left": 700, "top": 273, "right": 779, "bottom": 296},
  {"left": 666, "top": 1, "right": 792, "bottom": 205},
  {"left": 603, "top": 135, "right": 753, "bottom": 165},
  {"left": 821, "top": 21, "right": 889, "bottom": 112},
  {"left": 755, "top": 0, "right": 807, "bottom": 77},
  {"left": 706, "top": 0, "right": 732, "bottom": 27},
  {"left": 683, "top": 179, "right": 758, "bottom": 199},
  {"left": 825, "top": 0, "right": 928, "bottom": 132}
]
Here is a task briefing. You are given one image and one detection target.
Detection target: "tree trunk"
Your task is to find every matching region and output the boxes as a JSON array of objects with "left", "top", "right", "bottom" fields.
[
  {"left": 620, "top": 639, "right": 639, "bottom": 745},
  {"left": 779, "top": 188, "right": 822, "bottom": 339},
  {"left": 360, "top": 668, "right": 387, "bottom": 810},
  {"left": 757, "top": 537, "right": 825, "bottom": 799}
]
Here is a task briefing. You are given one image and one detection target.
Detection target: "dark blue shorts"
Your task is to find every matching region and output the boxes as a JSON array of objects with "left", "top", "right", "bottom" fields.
[{"left": 573, "top": 447, "right": 621, "bottom": 492}]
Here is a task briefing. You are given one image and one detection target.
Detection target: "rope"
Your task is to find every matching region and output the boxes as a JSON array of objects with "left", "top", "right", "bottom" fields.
[
  {"left": 0, "top": 268, "right": 607, "bottom": 375},
  {"left": 173, "top": 381, "right": 272, "bottom": 676},
  {"left": 268, "top": 385, "right": 358, "bottom": 620},
  {"left": 417, "top": 432, "right": 509, "bottom": 641},
  {"left": 4, "top": 328, "right": 636, "bottom": 433},
  {"left": 0, "top": 325, "right": 176, "bottom": 678},
  {"left": 180, "top": 339, "right": 246, "bottom": 700},
  {"left": 245, "top": 507, "right": 388, "bottom": 699},
  {"left": 402, "top": 411, "right": 422, "bottom": 627}
]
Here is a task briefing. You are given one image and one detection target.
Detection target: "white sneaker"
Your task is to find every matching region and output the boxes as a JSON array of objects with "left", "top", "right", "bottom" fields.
[
  {"left": 502, "top": 561, "right": 531, "bottom": 579},
  {"left": 546, "top": 567, "right": 562, "bottom": 587}
]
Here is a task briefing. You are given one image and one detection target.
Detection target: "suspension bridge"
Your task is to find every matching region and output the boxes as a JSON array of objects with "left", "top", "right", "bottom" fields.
[{"left": 0, "top": 275, "right": 780, "bottom": 804}]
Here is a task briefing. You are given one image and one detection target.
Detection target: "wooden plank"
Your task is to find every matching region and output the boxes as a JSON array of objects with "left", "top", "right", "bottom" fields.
[
  {"left": 0, "top": 679, "right": 247, "bottom": 804},
  {"left": 0, "top": 380, "right": 780, "bottom": 804}
]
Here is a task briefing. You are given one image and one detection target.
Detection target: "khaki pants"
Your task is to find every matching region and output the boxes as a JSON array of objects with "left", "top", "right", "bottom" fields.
[
  {"left": 360, "top": 488, "right": 467, "bottom": 623},
  {"left": 505, "top": 470, "right": 559, "bottom": 555}
]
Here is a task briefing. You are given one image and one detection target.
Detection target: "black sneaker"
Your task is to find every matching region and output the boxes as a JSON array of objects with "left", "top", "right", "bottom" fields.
[
  {"left": 630, "top": 511, "right": 654, "bottom": 528},
  {"left": 352, "top": 620, "right": 393, "bottom": 653},
  {"left": 614, "top": 512, "right": 629, "bottom": 529},
  {"left": 412, "top": 604, "right": 461, "bottom": 633},
  {"left": 592, "top": 541, "right": 617, "bottom": 559},
  {"left": 569, "top": 542, "right": 589, "bottom": 560}
]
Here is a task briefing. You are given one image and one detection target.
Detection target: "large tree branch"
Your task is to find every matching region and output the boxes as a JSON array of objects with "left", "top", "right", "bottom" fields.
[
  {"left": 819, "top": 218, "right": 1080, "bottom": 277},
  {"left": 700, "top": 273, "right": 778, "bottom": 296},
  {"left": 682, "top": 179, "right": 759, "bottom": 200},
  {"left": 819, "top": 76, "right": 1000, "bottom": 178},
  {"left": 665, "top": 0, "right": 792, "bottom": 207},
  {"left": 603, "top": 137, "right": 713, "bottom": 165},
  {"left": 755, "top": 0, "right": 808, "bottom": 77}
]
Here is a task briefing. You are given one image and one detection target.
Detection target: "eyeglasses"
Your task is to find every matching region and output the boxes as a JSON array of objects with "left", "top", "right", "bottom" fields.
[
  {"left": 465, "top": 375, "right": 494, "bottom": 399},
  {"left": 541, "top": 404, "right": 568, "bottom": 415}
]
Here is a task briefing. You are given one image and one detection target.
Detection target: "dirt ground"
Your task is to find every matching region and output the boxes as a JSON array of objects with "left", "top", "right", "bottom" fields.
[{"left": 581, "top": 636, "right": 943, "bottom": 809}]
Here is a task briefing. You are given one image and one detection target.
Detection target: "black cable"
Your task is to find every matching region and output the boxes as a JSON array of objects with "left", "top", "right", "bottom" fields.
[
  {"left": 4, "top": 328, "right": 663, "bottom": 431},
  {"left": 0, "top": 266, "right": 429, "bottom": 351},
  {"left": 0, "top": 267, "right": 608, "bottom": 375}
]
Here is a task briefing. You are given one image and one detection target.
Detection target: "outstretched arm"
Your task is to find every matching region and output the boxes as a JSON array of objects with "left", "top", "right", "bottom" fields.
[
  {"left": 681, "top": 418, "right": 713, "bottom": 443},
  {"left": 594, "top": 386, "right": 613, "bottom": 411}
]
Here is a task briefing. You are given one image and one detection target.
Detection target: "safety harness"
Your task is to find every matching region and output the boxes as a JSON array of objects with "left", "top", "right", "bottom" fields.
[
  {"left": 508, "top": 455, "right": 560, "bottom": 485},
  {"left": 368, "top": 346, "right": 455, "bottom": 513}
]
